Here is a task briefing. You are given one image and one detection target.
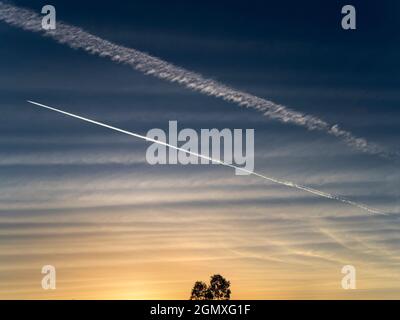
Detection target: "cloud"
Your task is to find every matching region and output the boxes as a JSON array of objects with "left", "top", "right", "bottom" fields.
[{"left": 0, "top": 2, "right": 395, "bottom": 159}]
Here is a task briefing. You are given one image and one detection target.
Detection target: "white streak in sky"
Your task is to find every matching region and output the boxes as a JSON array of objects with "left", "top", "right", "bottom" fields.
[
  {"left": 0, "top": 2, "right": 393, "bottom": 159},
  {"left": 27, "top": 100, "right": 384, "bottom": 215}
]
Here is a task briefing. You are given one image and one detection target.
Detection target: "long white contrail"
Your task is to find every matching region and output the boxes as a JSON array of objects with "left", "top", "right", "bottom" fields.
[
  {"left": 0, "top": 2, "right": 393, "bottom": 159},
  {"left": 27, "top": 100, "right": 384, "bottom": 215}
]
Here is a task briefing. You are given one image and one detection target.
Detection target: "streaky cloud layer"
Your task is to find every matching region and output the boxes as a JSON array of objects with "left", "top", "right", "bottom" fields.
[
  {"left": 27, "top": 100, "right": 384, "bottom": 215},
  {"left": 0, "top": 2, "right": 394, "bottom": 159}
]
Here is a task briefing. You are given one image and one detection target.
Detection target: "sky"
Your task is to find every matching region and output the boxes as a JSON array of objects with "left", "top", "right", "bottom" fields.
[{"left": 0, "top": 0, "right": 400, "bottom": 299}]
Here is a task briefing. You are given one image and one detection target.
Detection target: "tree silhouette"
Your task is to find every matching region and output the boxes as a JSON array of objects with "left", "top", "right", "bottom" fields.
[
  {"left": 190, "top": 281, "right": 208, "bottom": 300},
  {"left": 208, "top": 274, "right": 231, "bottom": 300},
  {"left": 190, "top": 274, "right": 231, "bottom": 300}
]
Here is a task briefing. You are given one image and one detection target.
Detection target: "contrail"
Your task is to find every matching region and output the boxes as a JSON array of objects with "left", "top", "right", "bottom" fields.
[
  {"left": 0, "top": 2, "right": 393, "bottom": 159},
  {"left": 27, "top": 100, "right": 384, "bottom": 215}
]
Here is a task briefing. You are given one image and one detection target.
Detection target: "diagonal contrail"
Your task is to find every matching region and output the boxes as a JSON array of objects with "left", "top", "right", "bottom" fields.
[
  {"left": 0, "top": 2, "right": 394, "bottom": 159},
  {"left": 27, "top": 100, "right": 384, "bottom": 215}
]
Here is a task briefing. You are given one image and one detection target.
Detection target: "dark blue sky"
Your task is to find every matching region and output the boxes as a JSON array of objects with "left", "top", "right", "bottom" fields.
[
  {"left": 1, "top": 0, "right": 399, "bottom": 220},
  {"left": 2, "top": 0, "right": 400, "bottom": 140},
  {"left": 1, "top": 0, "right": 400, "bottom": 299}
]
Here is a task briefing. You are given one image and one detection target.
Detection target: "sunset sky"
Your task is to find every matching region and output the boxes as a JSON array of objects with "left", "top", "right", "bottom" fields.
[{"left": 1, "top": 0, "right": 400, "bottom": 299}]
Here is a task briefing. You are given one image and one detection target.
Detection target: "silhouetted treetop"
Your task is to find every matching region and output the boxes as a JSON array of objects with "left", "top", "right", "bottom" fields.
[{"left": 190, "top": 274, "right": 231, "bottom": 300}]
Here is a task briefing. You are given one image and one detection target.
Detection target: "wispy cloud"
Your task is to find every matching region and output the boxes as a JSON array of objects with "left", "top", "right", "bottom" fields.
[
  {"left": 0, "top": 2, "right": 394, "bottom": 158},
  {"left": 25, "top": 100, "right": 384, "bottom": 215}
]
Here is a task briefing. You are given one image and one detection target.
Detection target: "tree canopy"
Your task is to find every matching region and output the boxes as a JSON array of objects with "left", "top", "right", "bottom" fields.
[{"left": 190, "top": 274, "right": 231, "bottom": 300}]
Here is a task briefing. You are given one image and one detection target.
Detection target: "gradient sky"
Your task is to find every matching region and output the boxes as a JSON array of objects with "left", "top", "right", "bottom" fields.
[{"left": 1, "top": 0, "right": 400, "bottom": 299}]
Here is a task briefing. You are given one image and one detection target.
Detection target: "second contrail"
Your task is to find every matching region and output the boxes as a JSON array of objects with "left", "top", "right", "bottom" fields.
[{"left": 27, "top": 100, "right": 384, "bottom": 215}]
